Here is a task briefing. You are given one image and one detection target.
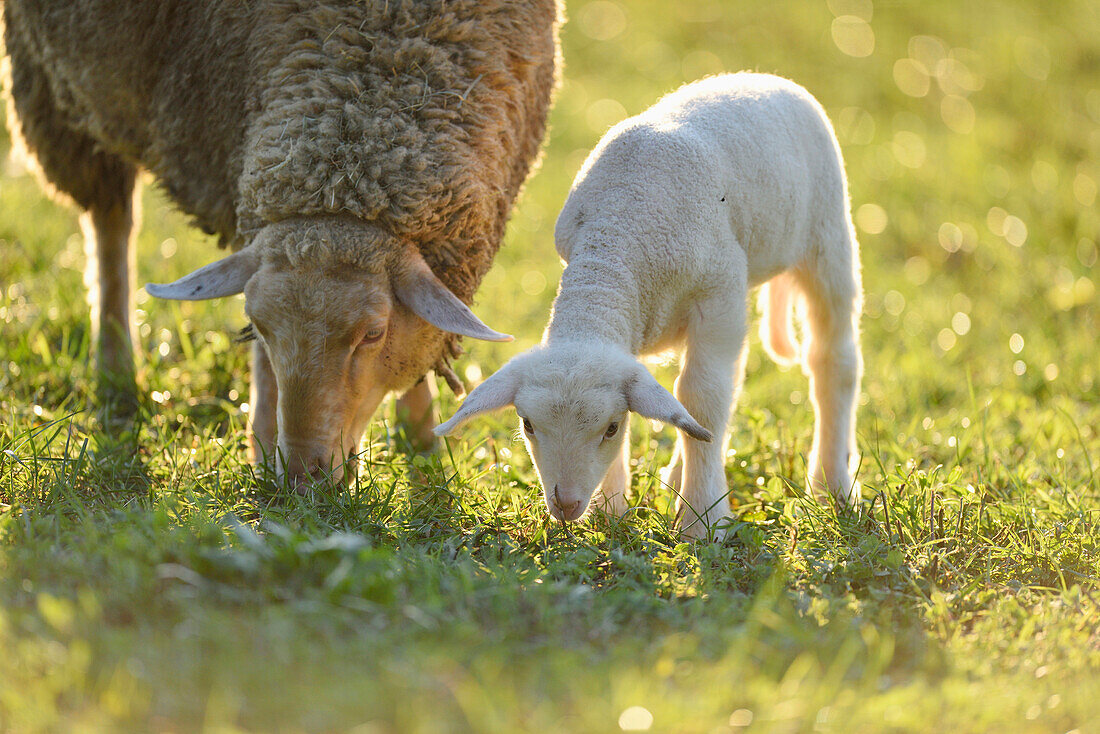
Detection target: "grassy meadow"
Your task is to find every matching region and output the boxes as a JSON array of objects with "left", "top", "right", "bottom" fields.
[{"left": 1, "top": 0, "right": 1098, "bottom": 731}]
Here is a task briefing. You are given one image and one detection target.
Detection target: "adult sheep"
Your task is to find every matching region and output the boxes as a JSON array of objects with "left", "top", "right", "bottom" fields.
[{"left": 2, "top": 0, "right": 561, "bottom": 484}]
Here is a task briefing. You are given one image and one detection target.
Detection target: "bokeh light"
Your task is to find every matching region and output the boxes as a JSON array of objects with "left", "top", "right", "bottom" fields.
[
  {"left": 618, "top": 706, "right": 653, "bottom": 731},
  {"left": 578, "top": 1, "right": 628, "bottom": 41},
  {"left": 831, "top": 16, "right": 875, "bottom": 58}
]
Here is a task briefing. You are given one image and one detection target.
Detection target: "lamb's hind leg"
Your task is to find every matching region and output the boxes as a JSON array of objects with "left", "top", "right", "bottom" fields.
[
  {"left": 795, "top": 242, "right": 863, "bottom": 508},
  {"left": 675, "top": 287, "right": 748, "bottom": 540}
]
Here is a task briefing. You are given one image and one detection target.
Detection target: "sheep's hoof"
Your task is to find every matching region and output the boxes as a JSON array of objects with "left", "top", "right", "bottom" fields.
[
  {"left": 395, "top": 424, "right": 438, "bottom": 456},
  {"left": 95, "top": 372, "right": 139, "bottom": 426}
]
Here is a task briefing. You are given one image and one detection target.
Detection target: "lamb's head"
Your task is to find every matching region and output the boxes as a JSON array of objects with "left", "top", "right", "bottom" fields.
[
  {"left": 147, "top": 216, "right": 510, "bottom": 487},
  {"left": 435, "top": 344, "right": 712, "bottom": 522}
]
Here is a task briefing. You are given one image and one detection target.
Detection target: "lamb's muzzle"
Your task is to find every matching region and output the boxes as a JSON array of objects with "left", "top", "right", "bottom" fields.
[{"left": 549, "top": 485, "right": 585, "bottom": 522}]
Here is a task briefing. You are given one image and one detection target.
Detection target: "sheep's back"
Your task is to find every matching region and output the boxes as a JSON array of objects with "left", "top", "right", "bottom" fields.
[
  {"left": 1, "top": 1, "right": 261, "bottom": 246},
  {"left": 3, "top": 0, "right": 561, "bottom": 283},
  {"left": 238, "top": 0, "right": 561, "bottom": 305}
]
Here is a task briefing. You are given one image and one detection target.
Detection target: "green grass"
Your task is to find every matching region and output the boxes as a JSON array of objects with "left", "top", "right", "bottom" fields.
[{"left": 2, "top": 1, "right": 1099, "bottom": 731}]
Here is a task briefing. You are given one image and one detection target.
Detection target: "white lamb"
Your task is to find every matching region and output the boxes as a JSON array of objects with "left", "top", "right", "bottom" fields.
[{"left": 436, "top": 73, "right": 863, "bottom": 539}]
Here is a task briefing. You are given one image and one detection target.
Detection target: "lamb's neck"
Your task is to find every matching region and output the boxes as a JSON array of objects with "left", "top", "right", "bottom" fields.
[{"left": 544, "top": 253, "right": 640, "bottom": 353}]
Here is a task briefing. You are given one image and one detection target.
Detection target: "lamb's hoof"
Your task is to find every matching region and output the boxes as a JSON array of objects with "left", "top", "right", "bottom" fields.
[
  {"left": 677, "top": 514, "right": 731, "bottom": 542},
  {"left": 833, "top": 480, "right": 862, "bottom": 515},
  {"left": 593, "top": 489, "right": 629, "bottom": 519},
  {"left": 808, "top": 475, "right": 862, "bottom": 513}
]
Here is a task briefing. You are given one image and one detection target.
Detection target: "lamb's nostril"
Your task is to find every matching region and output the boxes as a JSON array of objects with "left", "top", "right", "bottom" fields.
[{"left": 552, "top": 485, "right": 582, "bottom": 519}]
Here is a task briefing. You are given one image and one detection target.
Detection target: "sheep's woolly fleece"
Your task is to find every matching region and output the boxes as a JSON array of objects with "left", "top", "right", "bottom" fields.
[
  {"left": 239, "top": 0, "right": 560, "bottom": 307},
  {"left": 3, "top": 0, "right": 560, "bottom": 392}
]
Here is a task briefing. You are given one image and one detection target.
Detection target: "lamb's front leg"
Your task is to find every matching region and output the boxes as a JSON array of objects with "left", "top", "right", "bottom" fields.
[
  {"left": 674, "top": 295, "right": 747, "bottom": 541},
  {"left": 594, "top": 422, "right": 631, "bottom": 517},
  {"left": 249, "top": 339, "right": 278, "bottom": 465},
  {"left": 661, "top": 439, "right": 683, "bottom": 492}
]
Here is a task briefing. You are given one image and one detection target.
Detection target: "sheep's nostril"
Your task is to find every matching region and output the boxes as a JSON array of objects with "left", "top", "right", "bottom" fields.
[{"left": 284, "top": 452, "right": 329, "bottom": 485}]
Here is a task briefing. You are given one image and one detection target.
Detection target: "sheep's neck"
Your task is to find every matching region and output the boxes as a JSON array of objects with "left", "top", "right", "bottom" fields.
[{"left": 545, "top": 254, "right": 639, "bottom": 352}]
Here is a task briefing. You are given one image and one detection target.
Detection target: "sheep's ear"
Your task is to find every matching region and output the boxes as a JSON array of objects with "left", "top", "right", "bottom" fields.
[
  {"left": 394, "top": 247, "right": 512, "bottom": 342},
  {"left": 625, "top": 366, "right": 713, "bottom": 442},
  {"left": 434, "top": 361, "right": 521, "bottom": 436},
  {"left": 145, "top": 248, "right": 261, "bottom": 300}
]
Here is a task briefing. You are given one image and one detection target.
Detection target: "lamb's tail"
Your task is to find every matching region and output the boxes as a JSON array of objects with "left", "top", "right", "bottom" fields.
[{"left": 758, "top": 273, "right": 800, "bottom": 367}]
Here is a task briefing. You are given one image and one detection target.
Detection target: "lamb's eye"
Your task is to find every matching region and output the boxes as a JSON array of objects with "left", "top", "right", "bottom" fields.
[
  {"left": 604, "top": 422, "right": 619, "bottom": 439},
  {"left": 522, "top": 418, "right": 534, "bottom": 434},
  {"left": 359, "top": 327, "right": 385, "bottom": 346}
]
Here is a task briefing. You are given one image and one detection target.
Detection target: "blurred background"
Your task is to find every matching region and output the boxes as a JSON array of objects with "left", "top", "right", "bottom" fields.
[{"left": 1, "top": 0, "right": 1097, "bottom": 485}]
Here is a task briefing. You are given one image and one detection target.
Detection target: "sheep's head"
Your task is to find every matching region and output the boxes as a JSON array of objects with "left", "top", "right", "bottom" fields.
[
  {"left": 435, "top": 345, "right": 711, "bottom": 522},
  {"left": 146, "top": 216, "right": 510, "bottom": 487}
]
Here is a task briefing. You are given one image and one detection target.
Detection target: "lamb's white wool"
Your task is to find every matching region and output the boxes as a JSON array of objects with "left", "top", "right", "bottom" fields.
[{"left": 437, "top": 73, "right": 864, "bottom": 538}]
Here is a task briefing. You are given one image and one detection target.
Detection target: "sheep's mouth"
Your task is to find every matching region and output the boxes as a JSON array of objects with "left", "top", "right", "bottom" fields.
[{"left": 283, "top": 452, "right": 359, "bottom": 494}]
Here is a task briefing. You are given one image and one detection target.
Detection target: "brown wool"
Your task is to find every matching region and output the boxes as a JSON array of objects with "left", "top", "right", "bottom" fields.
[{"left": 3, "top": 0, "right": 562, "bottom": 390}]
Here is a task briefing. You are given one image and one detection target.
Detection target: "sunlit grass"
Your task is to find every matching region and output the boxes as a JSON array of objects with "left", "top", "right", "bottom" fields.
[{"left": 1, "top": 1, "right": 1098, "bottom": 732}]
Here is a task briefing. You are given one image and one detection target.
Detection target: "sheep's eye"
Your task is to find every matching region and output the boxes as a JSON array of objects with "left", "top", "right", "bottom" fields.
[
  {"left": 359, "top": 327, "right": 385, "bottom": 346},
  {"left": 522, "top": 418, "right": 534, "bottom": 435},
  {"left": 604, "top": 422, "right": 619, "bottom": 439}
]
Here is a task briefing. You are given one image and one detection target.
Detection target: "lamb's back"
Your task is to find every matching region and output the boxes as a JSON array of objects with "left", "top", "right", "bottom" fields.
[
  {"left": 560, "top": 73, "right": 847, "bottom": 283},
  {"left": 644, "top": 73, "right": 842, "bottom": 224}
]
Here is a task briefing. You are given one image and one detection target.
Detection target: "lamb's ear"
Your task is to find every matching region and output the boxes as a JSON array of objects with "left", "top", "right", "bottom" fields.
[
  {"left": 394, "top": 247, "right": 512, "bottom": 342},
  {"left": 625, "top": 366, "right": 713, "bottom": 442},
  {"left": 145, "top": 248, "right": 261, "bottom": 300},
  {"left": 434, "top": 361, "right": 521, "bottom": 436}
]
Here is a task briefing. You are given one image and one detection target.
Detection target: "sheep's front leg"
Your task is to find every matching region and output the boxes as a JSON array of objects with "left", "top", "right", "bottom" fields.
[
  {"left": 594, "top": 422, "right": 630, "bottom": 517},
  {"left": 396, "top": 378, "right": 437, "bottom": 454},
  {"left": 674, "top": 293, "right": 747, "bottom": 541},
  {"left": 249, "top": 339, "right": 278, "bottom": 465}
]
